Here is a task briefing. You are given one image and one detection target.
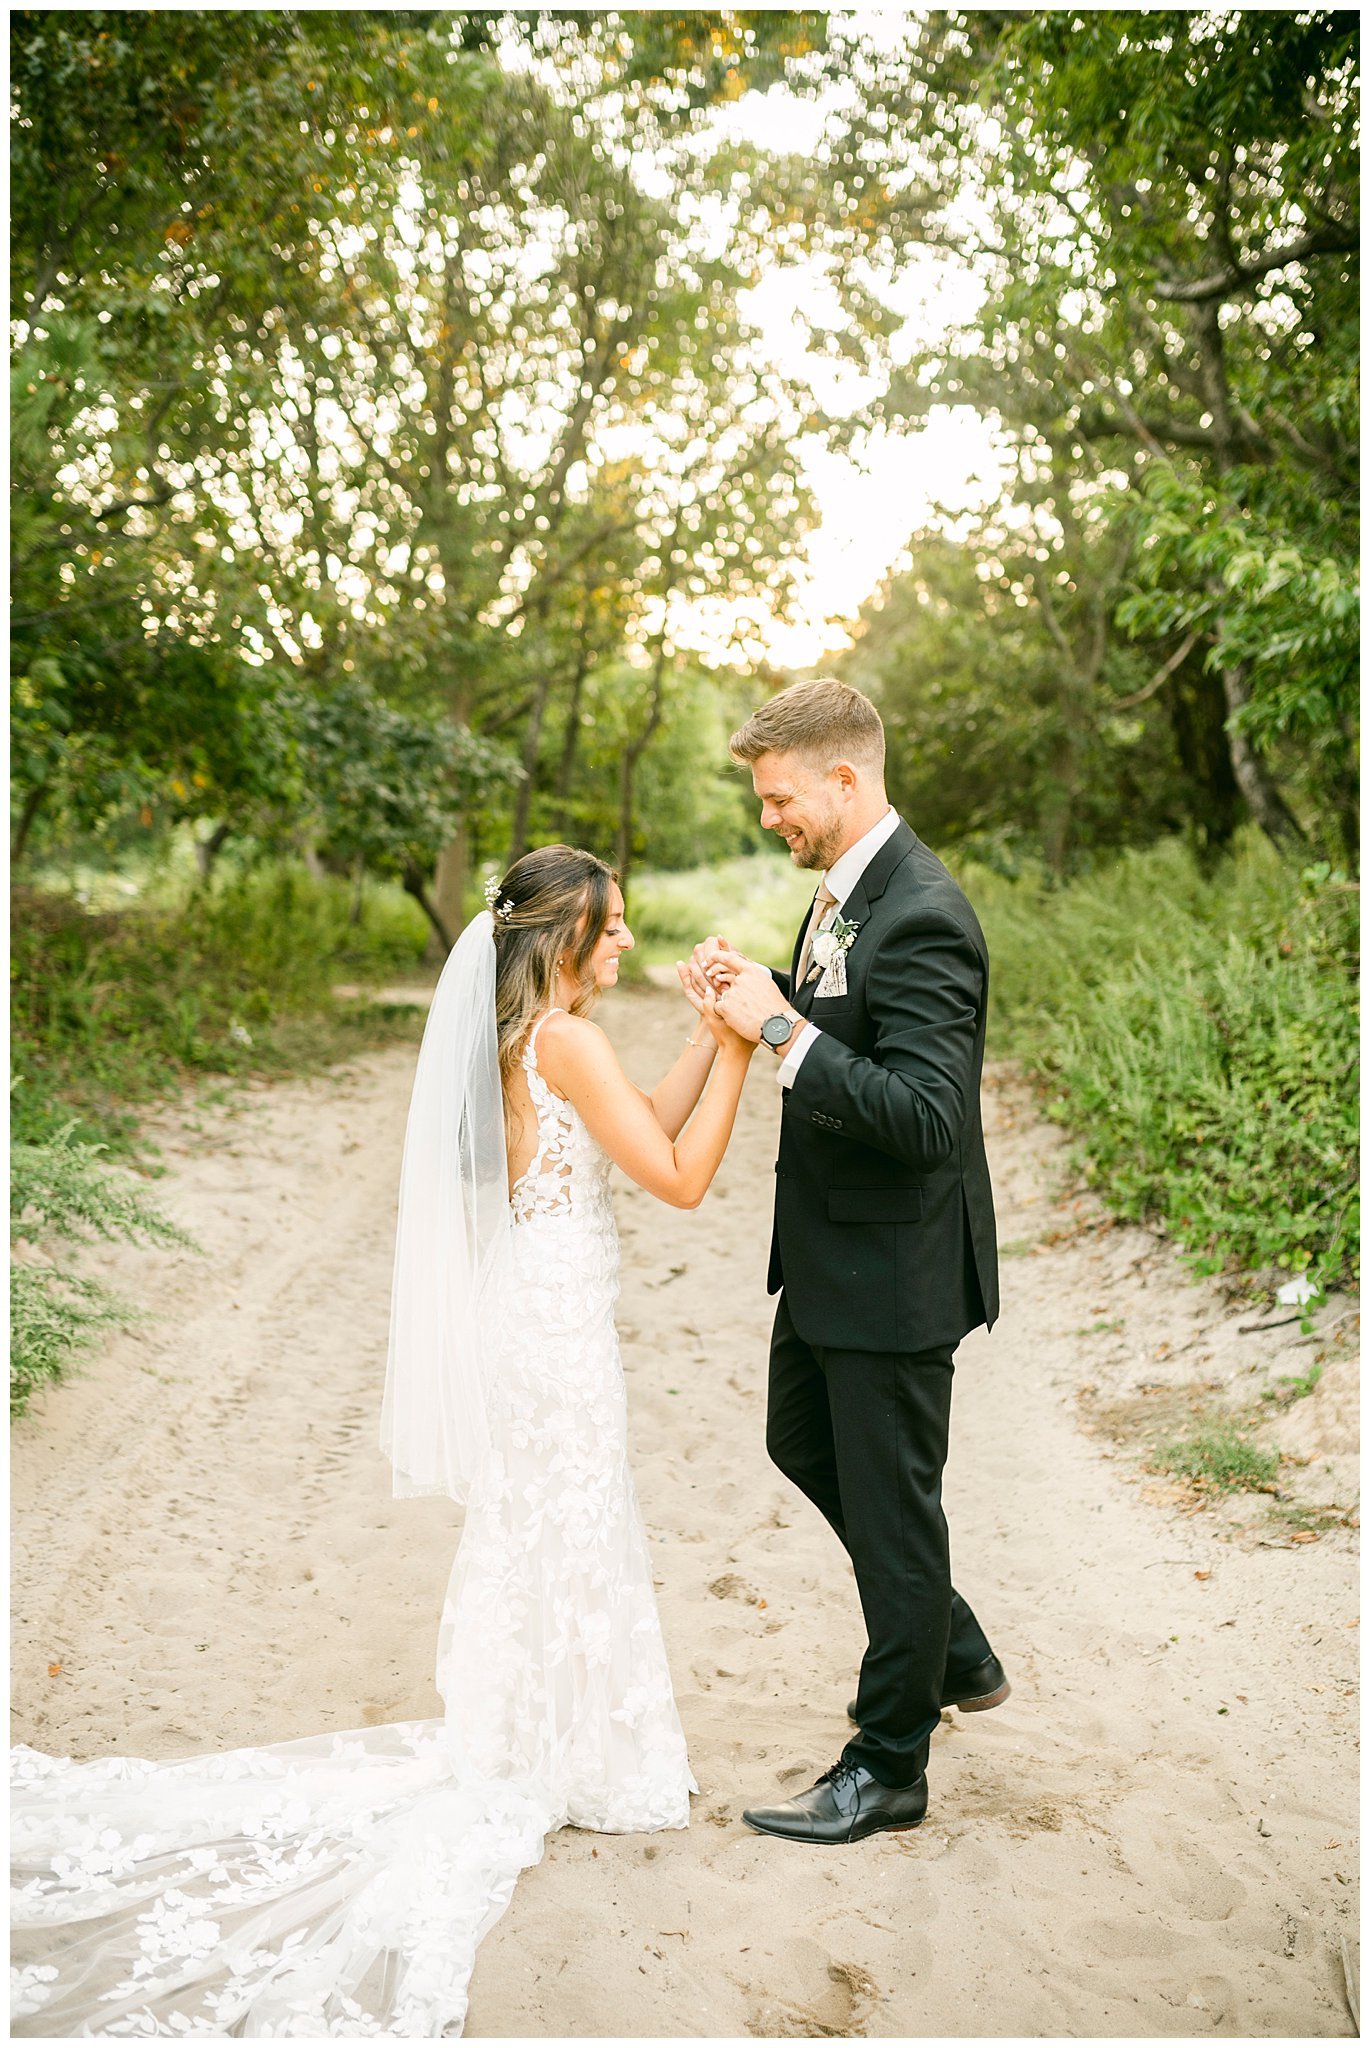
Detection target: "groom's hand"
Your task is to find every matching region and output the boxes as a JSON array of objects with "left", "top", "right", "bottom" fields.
[
  {"left": 710, "top": 949, "right": 785, "bottom": 1045},
  {"left": 689, "top": 934, "right": 735, "bottom": 1002}
]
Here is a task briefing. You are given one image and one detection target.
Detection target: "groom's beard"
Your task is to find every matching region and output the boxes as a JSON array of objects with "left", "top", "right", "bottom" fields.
[{"left": 788, "top": 816, "right": 845, "bottom": 871}]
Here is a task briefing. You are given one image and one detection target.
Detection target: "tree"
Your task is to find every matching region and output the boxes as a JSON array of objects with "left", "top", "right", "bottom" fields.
[
  {"left": 9, "top": 12, "right": 439, "bottom": 857},
  {"left": 824, "top": 10, "right": 1359, "bottom": 862},
  {"left": 841, "top": 537, "right": 1203, "bottom": 876},
  {"left": 288, "top": 680, "right": 518, "bottom": 948}
]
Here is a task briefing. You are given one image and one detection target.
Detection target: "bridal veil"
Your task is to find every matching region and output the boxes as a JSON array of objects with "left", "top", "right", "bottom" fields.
[{"left": 380, "top": 906, "right": 510, "bottom": 1504}]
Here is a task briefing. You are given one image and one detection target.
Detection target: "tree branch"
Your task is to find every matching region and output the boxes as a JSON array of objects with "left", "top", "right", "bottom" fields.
[
  {"left": 1154, "top": 224, "right": 1358, "bottom": 303},
  {"left": 90, "top": 483, "right": 177, "bottom": 525},
  {"left": 1033, "top": 568, "right": 1074, "bottom": 668},
  {"left": 1109, "top": 632, "right": 1199, "bottom": 711},
  {"left": 498, "top": 512, "right": 639, "bottom": 628},
  {"left": 1075, "top": 401, "right": 1265, "bottom": 460}
]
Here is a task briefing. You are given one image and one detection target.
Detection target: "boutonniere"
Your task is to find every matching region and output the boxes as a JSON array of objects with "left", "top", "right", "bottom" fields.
[{"left": 808, "top": 913, "right": 861, "bottom": 994}]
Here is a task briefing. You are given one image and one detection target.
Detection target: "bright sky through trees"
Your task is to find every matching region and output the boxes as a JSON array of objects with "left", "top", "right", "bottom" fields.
[
  {"left": 723, "top": 266, "right": 1008, "bottom": 669},
  {"left": 671, "top": 35, "right": 1012, "bottom": 671}
]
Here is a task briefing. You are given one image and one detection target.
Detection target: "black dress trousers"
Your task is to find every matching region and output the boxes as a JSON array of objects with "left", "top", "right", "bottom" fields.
[{"left": 766, "top": 1289, "right": 994, "bottom": 1787}]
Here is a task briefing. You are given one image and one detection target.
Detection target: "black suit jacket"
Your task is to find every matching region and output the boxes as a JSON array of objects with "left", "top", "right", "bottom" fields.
[{"left": 767, "top": 819, "right": 998, "bottom": 1354}]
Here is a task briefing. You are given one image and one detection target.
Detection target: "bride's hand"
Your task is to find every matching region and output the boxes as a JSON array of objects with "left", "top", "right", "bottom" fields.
[
  {"left": 698, "top": 982, "right": 754, "bottom": 1054},
  {"left": 675, "top": 958, "right": 708, "bottom": 1018}
]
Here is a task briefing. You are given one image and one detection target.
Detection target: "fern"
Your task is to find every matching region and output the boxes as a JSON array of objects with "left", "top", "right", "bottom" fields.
[
  {"left": 12, "top": 1123, "right": 197, "bottom": 1250},
  {"left": 10, "top": 1123, "right": 200, "bottom": 1415}
]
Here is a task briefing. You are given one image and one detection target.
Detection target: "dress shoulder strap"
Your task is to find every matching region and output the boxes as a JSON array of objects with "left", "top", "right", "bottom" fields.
[
  {"left": 526, "top": 1007, "right": 565, "bottom": 1057},
  {"left": 523, "top": 1008, "right": 569, "bottom": 1083}
]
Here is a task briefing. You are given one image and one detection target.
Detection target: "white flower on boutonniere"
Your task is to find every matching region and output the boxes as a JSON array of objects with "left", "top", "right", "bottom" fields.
[{"left": 809, "top": 913, "right": 861, "bottom": 992}]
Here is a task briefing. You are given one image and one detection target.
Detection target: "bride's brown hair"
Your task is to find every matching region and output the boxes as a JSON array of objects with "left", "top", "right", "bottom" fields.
[{"left": 490, "top": 844, "right": 618, "bottom": 1094}]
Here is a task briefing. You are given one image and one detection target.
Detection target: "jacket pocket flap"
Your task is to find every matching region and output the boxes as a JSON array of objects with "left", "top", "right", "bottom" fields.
[{"left": 827, "top": 1187, "right": 924, "bottom": 1223}]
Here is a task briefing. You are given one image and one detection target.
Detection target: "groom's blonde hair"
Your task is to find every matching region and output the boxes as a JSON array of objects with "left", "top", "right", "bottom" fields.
[{"left": 729, "top": 678, "right": 885, "bottom": 775}]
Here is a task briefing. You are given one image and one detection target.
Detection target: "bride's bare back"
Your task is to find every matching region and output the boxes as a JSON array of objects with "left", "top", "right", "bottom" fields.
[
  {"left": 504, "top": 1052, "right": 558, "bottom": 1195},
  {"left": 505, "top": 1005, "right": 752, "bottom": 1214}
]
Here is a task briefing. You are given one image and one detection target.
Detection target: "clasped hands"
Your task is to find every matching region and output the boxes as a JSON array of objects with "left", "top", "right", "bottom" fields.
[{"left": 674, "top": 937, "right": 782, "bottom": 1047}]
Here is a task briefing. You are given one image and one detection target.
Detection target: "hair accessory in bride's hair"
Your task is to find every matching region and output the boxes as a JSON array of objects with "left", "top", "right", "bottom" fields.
[{"left": 482, "top": 874, "right": 515, "bottom": 923}]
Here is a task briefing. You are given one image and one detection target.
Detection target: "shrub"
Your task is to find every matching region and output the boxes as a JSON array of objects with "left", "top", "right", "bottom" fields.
[
  {"left": 622, "top": 837, "right": 1358, "bottom": 1296},
  {"left": 969, "top": 834, "right": 1358, "bottom": 1295},
  {"left": 12, "top": 863, "right": 430, "bottom": 1151},
  {"left": 11, "top": 861, "right": 431, "bottom": 1410},
  {"left": 622, "top": 854, "right": 814, "bottom": 979},
  {"left": 11, "top": 1123, "right": 199, "bottom": 1415}
]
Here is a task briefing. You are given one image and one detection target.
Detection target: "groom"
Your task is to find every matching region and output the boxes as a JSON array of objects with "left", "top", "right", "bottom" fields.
[{"left": 695, "top": 678, "right": 1005, "bottom": 1845}]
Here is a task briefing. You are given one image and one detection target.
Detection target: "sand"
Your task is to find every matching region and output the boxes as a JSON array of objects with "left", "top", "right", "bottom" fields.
[{"left": 11, "top": 983, "right": 1360, "bottom": 2038}]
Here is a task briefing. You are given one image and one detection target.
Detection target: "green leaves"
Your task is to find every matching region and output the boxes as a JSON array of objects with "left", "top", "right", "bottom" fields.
[
  {"left": 1115, "top": 462, "right": 1359, "bottom": 856},
  {"left": 975, "top": 834, "right": 1360, "bottom": 1296},
  {"left": 10, "top": 1120, "right": 198, "bottom": 1417},
  {"left": 289, "top": 679, "right": 518, "bottom": 883},
  {"left": 11, "top": 1123, "right": 197, "bottom": 1253}
]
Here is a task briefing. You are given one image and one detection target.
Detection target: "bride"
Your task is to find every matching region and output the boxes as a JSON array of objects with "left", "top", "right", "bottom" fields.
[{"left": 12, "top": 844, "right": 754, "bottom": 2037}]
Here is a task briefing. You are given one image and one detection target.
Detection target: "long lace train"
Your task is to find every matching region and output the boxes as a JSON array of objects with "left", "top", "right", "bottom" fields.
[{"left": 12, "top": 1724, "right": 553, "bottom": 2036}]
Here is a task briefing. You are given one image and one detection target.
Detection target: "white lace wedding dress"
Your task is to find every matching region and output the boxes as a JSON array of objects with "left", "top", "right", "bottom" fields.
[{"left": 11, "top": 1013, "right": 695, "bottom": 2037}]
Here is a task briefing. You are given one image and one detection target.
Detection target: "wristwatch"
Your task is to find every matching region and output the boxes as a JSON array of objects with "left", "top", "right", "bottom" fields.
[{"left": 760, "top": 1010, "right": 800, "bottom": 1054}]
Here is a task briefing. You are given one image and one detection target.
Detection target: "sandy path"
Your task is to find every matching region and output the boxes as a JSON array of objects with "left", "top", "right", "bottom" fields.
[{"left": 12, "top": 986, "right": 1358, "bottom": 2038}]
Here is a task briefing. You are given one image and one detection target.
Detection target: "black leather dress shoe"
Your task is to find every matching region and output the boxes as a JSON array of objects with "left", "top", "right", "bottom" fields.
[
  {"left": 846, "top": 1654, "right": 1010, "bottom": 1727},
  {"left": 742, "top": 1759, "right": 928, "bottom": 1844}
]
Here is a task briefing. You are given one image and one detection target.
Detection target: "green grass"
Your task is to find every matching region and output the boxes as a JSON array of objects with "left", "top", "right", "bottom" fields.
[
  {"left": 1154, "top": 1425, "right": 1281, "bottom": 1494},
  {"left": 10, "top": 1262, "right": 131, "bottom": 1419},
  {"left": 11, "top": 1122, "right": 202, "bottom": 1416},
  {"left": 1262, "top": 1361, "right": 1325, "bottom": 1407},
  {"left": 11, "top": 860, "right": 433, "bottom": 1412},
  {"left": 12, "top": 864, "right": 431, "bottom": 1155},
  {"left": 1266, "top": 1500, "right": 1354, "bottom": 1536}
]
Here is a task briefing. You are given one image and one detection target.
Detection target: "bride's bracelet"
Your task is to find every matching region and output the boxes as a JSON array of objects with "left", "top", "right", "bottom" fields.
[{"left": 684, "top": 1032, "right": 715, "bottom": 1055}]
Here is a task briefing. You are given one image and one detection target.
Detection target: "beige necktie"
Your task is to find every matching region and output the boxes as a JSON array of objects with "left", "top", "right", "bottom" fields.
[{"left": 797, "top": 882, "right": 838, "bottom": 985}]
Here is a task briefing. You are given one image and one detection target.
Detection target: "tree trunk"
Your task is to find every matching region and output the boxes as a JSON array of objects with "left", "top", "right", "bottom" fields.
[
  {"left": 1189, "top": 302, "right": 1306, "bottom": 855},
  {"left": 615, "top": 646, "right": 669, "bottom": 888},
  {"left": 432, "top": 818, "right": 470, "bottom": 945},
  {"left": 1030, "top": 552, "right": 1101, "bottom": 882},
  {"left": 1219, "top": 662, "right": 1305, "bottom": 850},
  {"left": 1039, "top": 763, "right": 1074, "bottom": 883},
  {"left": 11, "top": 782, "right": 47, "bottom": 864},
  {"left": 1165, "top": 649, "right": 1242, "bottom": 852},
  {"left": 615, "top": 754, "right": 636, "bottom": 887},
  {"left": 402, "top": 861, "right": 455, "bottom": 954},
  {"left": 552, "top": 657, "right": 589, "bottom": 841},
  {"left": 194, "top": 821, "right": 232, "bottom": 883},
  {"left": 349, "top": 852, "right": 366, "bottom": 927},
  {"left": 1329, "top": 746, "right": 1359, "bottom": 872},
  {"left": 506, "top": 670, "right": 556, "bottom": 868}
]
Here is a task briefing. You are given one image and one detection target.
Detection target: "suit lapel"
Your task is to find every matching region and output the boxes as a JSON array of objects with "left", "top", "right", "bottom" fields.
[
  {"left": 839, "top": 819, "right": 917, "bottom": 931},
  {"left": 790, "top": 890, "right": 818, "bottom": 989},
  {"left": 793, "top": 954, "right": 823, "bottom": 1015}
]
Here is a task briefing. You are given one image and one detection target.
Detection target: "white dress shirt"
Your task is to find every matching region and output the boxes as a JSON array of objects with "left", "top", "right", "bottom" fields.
[{"left": 776, "top": 806, "right": 901, "bottom": 1089}]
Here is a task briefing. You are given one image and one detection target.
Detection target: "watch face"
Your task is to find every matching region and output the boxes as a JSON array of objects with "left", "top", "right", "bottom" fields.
[{"left": 761, "top": 1014, "right": 792, "bottom": 1047}]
